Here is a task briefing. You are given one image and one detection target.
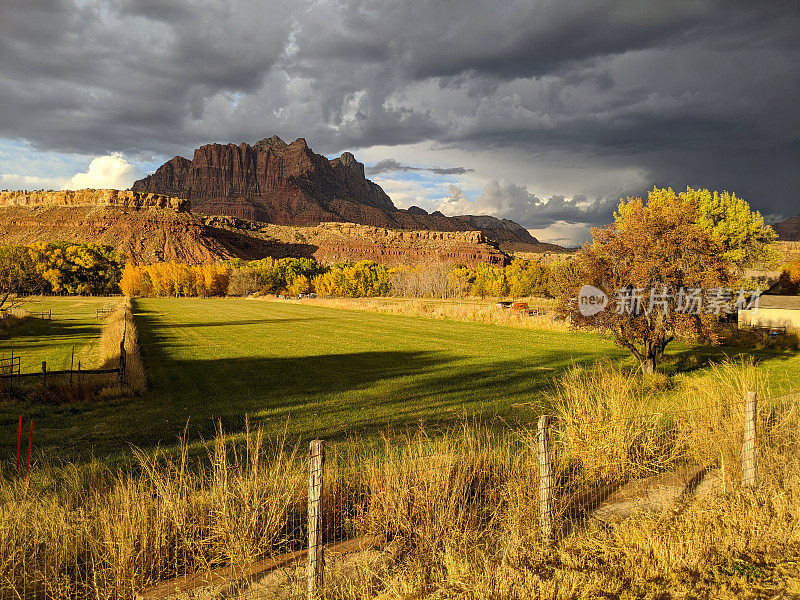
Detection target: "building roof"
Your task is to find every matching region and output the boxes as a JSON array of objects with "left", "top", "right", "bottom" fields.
[{"left": 756, "top": 295, "right": 800, "bottom": 310}]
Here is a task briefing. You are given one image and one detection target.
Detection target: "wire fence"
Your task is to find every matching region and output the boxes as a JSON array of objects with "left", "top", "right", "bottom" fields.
[
  {"left": 298, "top": 390, "right": 795, "bottom": 598},
  {"left": 0, "top": 307, "right": 128, "bottom": 398}
]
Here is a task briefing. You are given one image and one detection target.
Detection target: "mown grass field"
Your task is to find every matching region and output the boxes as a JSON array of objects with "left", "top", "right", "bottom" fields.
[
  {"left": 1, "top": 296, "right": 799, "bottom": 465},
  {"left": 130, "top": 298, "right": 625, "bottom": 453}
]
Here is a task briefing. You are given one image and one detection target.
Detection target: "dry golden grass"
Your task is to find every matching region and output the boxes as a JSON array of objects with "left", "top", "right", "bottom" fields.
[
  {"left": 270, "top": 296, "right": 571, "bottom": 332},
  {"left": 98, "top": 298, "right": 147, "bottom": 394},
  {"left": 1, "top": 361, "right": 798, "bottom": 599},
  {"left": 0, "top": 310, "right": 29, "bottom": 333},
  {"left": 551, "top": 361, "right": 679, "bottom": 485},
  {"left": 0, "top": 424, "right": 305, "bottom": 600},
  {"left": 314, "top": 363, "right": 800, "bottom": 600}
]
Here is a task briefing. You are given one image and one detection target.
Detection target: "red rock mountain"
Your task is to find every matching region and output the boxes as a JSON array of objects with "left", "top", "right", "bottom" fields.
[{"left": 131, "top": 136, "right": 539, "bottom": 247}]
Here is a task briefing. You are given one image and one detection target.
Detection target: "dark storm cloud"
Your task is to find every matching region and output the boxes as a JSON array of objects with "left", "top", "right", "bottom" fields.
[
  {"left": 0, "top": 0, "right": 797, "bottom": 222},
  {"left": 365, "top": 159, "right": 473, "bottom": 176}
]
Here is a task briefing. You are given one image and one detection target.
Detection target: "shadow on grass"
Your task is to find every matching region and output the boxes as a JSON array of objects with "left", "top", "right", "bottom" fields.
[
  {"left": 664, "top": 344, "right": 799, "bottom": 374},
  {"left": 0, "top": 318, "right": 100, "bottom": 345}
]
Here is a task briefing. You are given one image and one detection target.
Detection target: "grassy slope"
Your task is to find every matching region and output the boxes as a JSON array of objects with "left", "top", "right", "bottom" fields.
[{"left": 1, "top": 297, "right": 798, "bottom": 465}]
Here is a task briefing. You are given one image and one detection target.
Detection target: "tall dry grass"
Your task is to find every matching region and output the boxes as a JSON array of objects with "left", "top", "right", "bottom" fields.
[
  {"left": 270, "top": 296, "right": 570, "bottom": 332},
  {"left": 0, "top": 309, "right": 29, "bottom": 334},
  {"left": 550, "top": 361, "right": 679, "bottom": 484},
  {"left": 1, "top": 360, "right": 798, "bottom": 599},
  {"left": 315, "top": 361, "right": 800, "bottom": 600},
  {"left": 0, "top": 424, "right": 305, "bottom": 600},
  {"left": 550, "top": 359, "right": 783, "bottom": 490}
]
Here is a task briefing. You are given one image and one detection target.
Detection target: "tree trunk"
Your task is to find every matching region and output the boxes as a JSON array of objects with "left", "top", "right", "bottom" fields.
[
  {"left": 641, "top": 338, "right": 658, "bottom": 374},
  {"left": 640, "top": 356, "right": 656, "bottom": 375}
]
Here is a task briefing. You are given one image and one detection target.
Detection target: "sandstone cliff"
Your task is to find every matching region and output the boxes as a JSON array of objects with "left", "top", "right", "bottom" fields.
[
  {"left": 0, "top": 189, "right": 188, "bottom": 211},
  {"left": 131, "top": 136, "right": 540, "bottom": 247},
  {"left": 0, "top": 204, "right": 230, "bottom": 264}
]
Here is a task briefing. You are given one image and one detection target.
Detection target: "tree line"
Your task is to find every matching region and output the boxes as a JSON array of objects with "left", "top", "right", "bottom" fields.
[
  {"left": 118, "top": 257, "right": 558, "bottom": 299},
  {"left": 0, "top": 241, "right": 561, "bottom": 302},
  {"left": 0, "top": 242, "right": 125, "bottom": 308}
]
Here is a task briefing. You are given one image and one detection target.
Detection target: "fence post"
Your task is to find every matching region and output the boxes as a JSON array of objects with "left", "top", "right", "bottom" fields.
[
  {"left": 16, "top": 415, "right": 22, "bottom": 472},
  {"left": 538, "top": 414, "right": 555, "bottom": 547},
  {"left": 742, "top": 391, "right": 758, "bottom": 487},
  {"left": 41, "top": 362, "right": 46, "bottom": 387},
  {"left": 118, "top": 339, "right": 126, "bottom": 383},
  {"left": 308, "top": 440, "right": 325, "bottom": 599}
]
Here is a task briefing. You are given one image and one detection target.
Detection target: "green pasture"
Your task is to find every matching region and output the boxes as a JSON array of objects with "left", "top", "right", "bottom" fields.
[
  {"left": 0, "top": 296, "right": 798, "bottom": 465},
  {"left": 0, "top": 297, "right": 120, "bottom": 374}
]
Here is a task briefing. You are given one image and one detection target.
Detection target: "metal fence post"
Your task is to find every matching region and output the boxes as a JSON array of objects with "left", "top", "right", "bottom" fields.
[
  {"left": 538, "top": 414, "right": 555, "bottom": 547},
  {"left": 308, "top": 440, "right": 325, "bottom": 599},
  {"left": 742, "top": 391, "right": 758, "bottom": 487}
]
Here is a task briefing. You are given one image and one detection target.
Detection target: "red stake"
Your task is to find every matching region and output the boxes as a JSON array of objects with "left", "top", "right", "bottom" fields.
[
  {"left": 16, "top": 415, "right": 22, "bottom": 472},
  {"left": 26, "top": 419, "right": 33, "bottom": 477}
]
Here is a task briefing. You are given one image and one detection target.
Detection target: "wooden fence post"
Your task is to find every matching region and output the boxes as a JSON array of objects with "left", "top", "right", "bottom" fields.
[
  {"left": 538, "top": 414, "right": 555, "bottom": 547},
  {"left": 118, "top": 339, "right": 126, "bottom": 383},
  {"left": 41, "top": 362, "right": 46, "bottom": 387},
  {"left": 742, "top": 391, "right": 758, "bottom": 487},
  {"left": 308, "top": 440, "right": 325, "bottom": 599}
]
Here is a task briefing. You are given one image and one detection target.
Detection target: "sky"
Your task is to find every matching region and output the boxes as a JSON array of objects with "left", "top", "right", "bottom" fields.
[{"left": 0, "top": 0, "right": 797, "bottom": 246}]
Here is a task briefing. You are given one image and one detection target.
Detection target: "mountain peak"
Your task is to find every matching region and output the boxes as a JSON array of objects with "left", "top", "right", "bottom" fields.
[{"left": 254, "top": 135, "right": 287, "bottom": 151}]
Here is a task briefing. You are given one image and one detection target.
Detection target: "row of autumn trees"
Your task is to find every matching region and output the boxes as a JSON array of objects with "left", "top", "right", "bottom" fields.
[
  {"left": 0, "top": 241, "right": 556, "bottom": 302},
  {"left": 0, "top": 242, "right": 124, "bottom": 308},
  {"left": 117, "top": 257, "right": 553, "bottom": 299}
]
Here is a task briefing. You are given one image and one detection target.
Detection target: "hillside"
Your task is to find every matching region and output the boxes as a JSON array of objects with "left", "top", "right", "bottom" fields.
[
  {"left": 131, "top": 136, "right": 542, "bottom": 248},
  {"left": 0, "top": 190, "right": 235, "bottom": 263},
  {"left": 775, "top": 214, "right": 800, "bottom": 241},
  {"left": 201, "top": 215, "right": 509, "bottom": 265},
  {"left": 0, "top": 190, "right": 510, "bottom": 266}
]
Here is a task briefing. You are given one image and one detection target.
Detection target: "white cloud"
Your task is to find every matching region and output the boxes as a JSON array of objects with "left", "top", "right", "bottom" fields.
[
  {"left": 61, "top": 153, "right": 139, "bottom": 190},
  {"left": 528, "top": 222, "right": 593, "bottom": 248},
  {"left": 371, "top": 175, "right": 454, "bottom": 211},
  {"left": 0, "top": 173, "right": 67, "bottom": 190}
]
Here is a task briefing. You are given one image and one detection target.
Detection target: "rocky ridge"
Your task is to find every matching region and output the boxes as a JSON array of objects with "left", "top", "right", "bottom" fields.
[{"left": 0, "top": 190, "right": 512, "bottom": 266}]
